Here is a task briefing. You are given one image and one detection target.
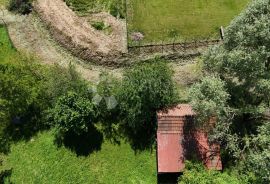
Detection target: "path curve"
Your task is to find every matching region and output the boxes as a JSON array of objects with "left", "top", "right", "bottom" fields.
[{"left": 33, "top": 0, "right": 127, "bottom": 65}]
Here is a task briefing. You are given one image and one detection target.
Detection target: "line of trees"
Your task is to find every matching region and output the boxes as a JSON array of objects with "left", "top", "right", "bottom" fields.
[{"left": 186, "top": 0, "right": 270, "bottom": 183}]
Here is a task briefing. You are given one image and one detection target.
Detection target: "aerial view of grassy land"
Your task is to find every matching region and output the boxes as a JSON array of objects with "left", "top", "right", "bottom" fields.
[
  {"left": 1, "top": 0, "right": 270, "bottom": 183},
  {"left": 5, "top": 131, "right": 156, "bottom": 183},
  {"left": 127, "top": 0, "right": 250, "bottom": 44}
]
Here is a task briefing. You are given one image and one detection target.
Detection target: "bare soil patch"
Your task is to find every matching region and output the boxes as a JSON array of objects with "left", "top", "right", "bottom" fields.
[
  {"left": 33, "top": 0, "right": 127, "bottom": 65},
  {"left": 6, "top": 13, "right": 123, "bottom": 81}
]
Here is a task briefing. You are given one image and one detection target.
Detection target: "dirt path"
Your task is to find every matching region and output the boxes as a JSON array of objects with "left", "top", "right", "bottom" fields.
[
  {"left": 2, "top": 10, "right": 122, "bottom": 81},
  {"left": 33, "top": 0, "right": 127, "bottom": 64},
  {"left": 1, "top": 6, "right": 201, "bottom": 86}
]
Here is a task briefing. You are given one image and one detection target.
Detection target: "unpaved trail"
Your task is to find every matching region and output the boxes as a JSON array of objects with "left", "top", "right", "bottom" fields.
[
  {"left": 33, "top": 0, "right": 127, "bottom": 64},
  {"left": 1, "top": 6, "right": 200, "bottom": 86},
  {"left": 2, "top": 10, "right": 122, "bottom": 81}
]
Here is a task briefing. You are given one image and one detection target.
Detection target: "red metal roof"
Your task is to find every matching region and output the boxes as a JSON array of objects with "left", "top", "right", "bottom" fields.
[
  {"left": 157, "top": 104, "right": 222, "bottom": 173},
  {"left": 157, "top": 104, "right": 195, "bottom": 117}
]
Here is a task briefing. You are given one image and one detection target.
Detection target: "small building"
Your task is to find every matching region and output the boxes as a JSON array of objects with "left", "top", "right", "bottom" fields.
[{"left": 157, "top": 104, "right": 222, "bottom": 175}]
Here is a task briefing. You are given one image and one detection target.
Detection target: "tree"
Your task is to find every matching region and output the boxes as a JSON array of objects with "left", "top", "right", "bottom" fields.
[
  {"left": 188, "top": 77, "right": 241, "bottom": 157},
  {"left": 118, "top": 59, "right": 179, "bottom": 150},
  {"left": 178, "top": 161, "right": 247, "bottom": 184},
  {"left": 203, "top": 0, "right": 270, "bottom": 116},
  {"left": 244, "top": 122, "right": 270, "bottom": 184},
  {"left": 47, "top": 92, "right": 96, "bottom": 135},
  {"left": 188, "top": 0, "right": 270, "bottom": 180}
]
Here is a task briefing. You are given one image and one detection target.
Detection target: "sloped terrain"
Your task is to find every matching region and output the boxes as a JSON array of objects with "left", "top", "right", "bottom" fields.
[{"left": 33, "top": 0, "right": 127, "bottom": 65}]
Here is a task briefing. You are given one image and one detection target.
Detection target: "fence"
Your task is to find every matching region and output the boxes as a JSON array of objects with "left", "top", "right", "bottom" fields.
[{"left": 128, "top": 39, "right": 221, "bottom": 55}]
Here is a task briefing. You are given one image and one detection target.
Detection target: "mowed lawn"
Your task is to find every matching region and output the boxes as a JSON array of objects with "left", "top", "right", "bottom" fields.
[
  {"left": 0, "top": 25, "right": 16, "bottom": 58},
  {"left": 4, "top": 131, "right": 157, "bottom": 184},
  {"left": 128, "top": 0, "right": 250, "bottom": 44}
]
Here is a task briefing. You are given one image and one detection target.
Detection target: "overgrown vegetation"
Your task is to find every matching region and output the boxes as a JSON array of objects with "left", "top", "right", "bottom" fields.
[
  {"left": 8, "top": 0, "right": 32, "bottom": 14},
  {"left": 118, "top": 61, "right": 179, "bottom": 150},
  {"left": 1, "top": 24, "right": 176, "bottom": 181},
  {"left": 1, "top": 0, "right": 270, "bottom": 182},
  {"left": 64, "top": 0, "right": 125, "bottom": 18},
  {"left": 188, "top": 0, "right": 270, "bottom": 183},
  {"left": 178, "top": 161, "right": 248, "bottom": 184}
]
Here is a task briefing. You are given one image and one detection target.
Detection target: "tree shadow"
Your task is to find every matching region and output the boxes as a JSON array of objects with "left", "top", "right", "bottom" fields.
[
  {"left": 182, "top": 116, "right": 201, "bottom": 161},
  {"left": 55, "top": 126, "right": 104, "bottom": 156},
  {"left": 123, "top": 117, "right": 156, "bottom": 152},
  {"left": 157, "top": 173, "right": 181, "bottom": 184}
]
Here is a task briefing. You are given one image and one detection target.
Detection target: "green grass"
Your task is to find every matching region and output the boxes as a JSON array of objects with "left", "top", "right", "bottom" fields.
[
  {"left": 127, "top": 0, "right": 250, "bottom": 45},
  {"left": 3, "top": 131, "right": 157, "bottom": 183},
  {"left": 64, "top": 0, "right": 126, "bottom": 17},
  {"left": 0, "top": 25, "right": 16, "bottom": 59},
  {"left": 0, "top": 0, "right": 8, "bottom": 6}
]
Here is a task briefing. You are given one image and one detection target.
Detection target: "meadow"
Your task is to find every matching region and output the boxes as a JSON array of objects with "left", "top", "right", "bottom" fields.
[
  {"left": 1, "top": 26, "right": 157, "bottom": 183},
  {"left": 127, "top": 0, "right": 250, "bottom": 44},
  {"left": 3, "top": 131, "right": 157, "bottom": 183}
]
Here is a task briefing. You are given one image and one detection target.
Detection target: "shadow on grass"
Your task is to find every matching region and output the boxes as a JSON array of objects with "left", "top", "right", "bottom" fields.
[{"left": 55, "top": 126, "right": 104, "bottom": 156}]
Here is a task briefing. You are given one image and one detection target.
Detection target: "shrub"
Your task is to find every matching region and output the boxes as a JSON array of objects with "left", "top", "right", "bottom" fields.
[
  {"left": 47, "top": 92, "right": 97, "bottom": 135},
  {"left": 8, "top": 0, "right": 32, "bottom": 15},
  {"left": 244, "top": 122, "right": 270, "bottom": 184},
  {"left": 91, "top": 21, "right": 106, "bottom": 30},
  {"left": 178, "top": 161, "right": 247, "bottom": 184},
  {"left": 118, "top": 59, "right": 178, "bottom": 150}
]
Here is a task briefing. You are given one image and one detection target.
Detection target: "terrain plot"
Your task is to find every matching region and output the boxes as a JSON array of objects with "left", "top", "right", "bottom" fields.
[{"left": 127, "top": 0, "right": 250, "bottom": 45}]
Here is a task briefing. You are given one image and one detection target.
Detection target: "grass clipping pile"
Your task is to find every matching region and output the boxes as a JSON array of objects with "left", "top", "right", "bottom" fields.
[{"left": 33, "top": 0, "right": 126, "bottom": 65}]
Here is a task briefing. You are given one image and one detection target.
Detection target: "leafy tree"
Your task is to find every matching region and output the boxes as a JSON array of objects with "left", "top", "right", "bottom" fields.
[
  {"left": 203, "top": 0, "right": 270, "bottom": 116},
  {"left": 118, "top": 60, "right": 178, "bottom": 150},
  {"left": 94, "top": 72, "right": 121, "bottom": 143},
  {"left": 0, "top": 51, "right": 87, "bottom": 153},
  {"left": 244, "top": 122, "right": 270, "bottom": 184},
  {"left": 47, "top": 92, "right": 96, "bottom": 135},
  {"left": 188, "top": 77, "right": 241, "bottom": 157},
  {"left": 188, "top": 0, "right": 270, "bottom": 180}
]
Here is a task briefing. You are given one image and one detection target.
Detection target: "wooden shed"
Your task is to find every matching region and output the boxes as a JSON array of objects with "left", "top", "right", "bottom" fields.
[{"left": 157, "top": 104, "right": 222, "bottom": 174}]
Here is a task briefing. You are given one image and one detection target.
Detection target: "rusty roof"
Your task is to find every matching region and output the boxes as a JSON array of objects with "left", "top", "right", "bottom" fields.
[
  {"left": 157, "top": 104, "right": 222, "bottom": 173},
  {"left": 157, "top": 104, "right": 195, "bottom": 118}
]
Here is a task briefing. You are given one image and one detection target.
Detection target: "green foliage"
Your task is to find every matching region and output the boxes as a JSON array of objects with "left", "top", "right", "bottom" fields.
[
  {"left": 47, "top": 92, "right": 96, "bottom": 135},
  {"left": 0, "top": 154, "right": 11, "bottom": 183},
  {"left": 244, "top": 122, "right": 270, "bottom": 184},
  {"left": 91, "top": 21, "right": 106, "bottom": 30},
  {"left": 189, "top": 76, "right": 230, "bottom": 124},
  {"left": 8, "top": 0, "right": 32, "bottom": 15},
  {"left": 118, "top": 60, "right": 178, "bottom": 150},
  {"left": 178, "top": 161, "right": 247, "bottom": 184},
  {"left": 189, "top": 0, "right": 270, "bottom": 180},
  {"left": 2, "top": 131, "right": 157, "bottom": 183},
  {"left": 64, "top": 0, "right": 125, "bottom": 18},
  {"left": 0, "top": 25, "right": 89, "bottom": 154},
  {"left": 94, "top": 72, "right": 121, "bottom": 142},
  {"left": 203, "top": 0, "right": 270, "bottom": 114},
  {"left": 188, "top": 77, "right": 241, "bottom": 157},
  {"left": 42, "top": 64, "right": 89, "bottom": 105}
]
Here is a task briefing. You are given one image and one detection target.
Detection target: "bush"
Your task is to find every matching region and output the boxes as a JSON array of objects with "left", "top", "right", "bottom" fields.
[
  {"left": 47, "top": 92, "right": 97, "bottom": 135},
  {"left": 118, "top": 59, "right": 178, "bottom": 150},
  {"left": 178, "top": 161, "right": 247, "bottom": 184},
  {"left": 91, "top": 21, "right": 106, "bottom": 30},
  {"left": 8, "top": 0, "right": 32, "bottom": 15},
  {"left": 0, "top": 48, "right": 88, "bottom": 153},
  {"left": 244, "top": 122, "right": 270, "bottom": 184}
]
